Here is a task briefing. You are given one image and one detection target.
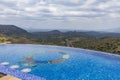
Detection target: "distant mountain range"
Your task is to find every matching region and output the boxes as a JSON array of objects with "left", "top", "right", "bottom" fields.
[
  {"left": 32, "top": 30, "right": 120, "bottom": 38},
  {"left": 0, "top": 24, "right": 120, "bottom": 38},
  {"left": 0, "top": 25, "right": 29, "bottom": 37},
  {"left": 107, "top": 28, "right": 120, "bottom": 33}
]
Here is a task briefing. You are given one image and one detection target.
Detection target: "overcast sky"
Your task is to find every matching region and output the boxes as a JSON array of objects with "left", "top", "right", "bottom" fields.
[{"left": 0, "top": 0, "right": 120, "bottom": 32}]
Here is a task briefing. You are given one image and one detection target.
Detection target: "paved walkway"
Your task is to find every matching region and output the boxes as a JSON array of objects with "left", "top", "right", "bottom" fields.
[{"left": 0, "top": 75, "right": 21, "bottom": 80}]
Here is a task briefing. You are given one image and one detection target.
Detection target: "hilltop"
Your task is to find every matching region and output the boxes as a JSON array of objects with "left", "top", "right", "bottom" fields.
[
  {"left": 1, "top": 24, "right": 120, "bottom": 38},
  {"left": 0, "top": 25, "right": 29, "bottom": 38}
]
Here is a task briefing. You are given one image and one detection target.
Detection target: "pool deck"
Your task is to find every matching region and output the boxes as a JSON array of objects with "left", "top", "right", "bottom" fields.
[{"left": 0, "top": 75, "right": 21, "bottom": 80}]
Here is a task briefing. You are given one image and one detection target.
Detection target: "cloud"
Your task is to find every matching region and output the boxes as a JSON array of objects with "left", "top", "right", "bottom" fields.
[
  {"left": 109, "top": 13, "right": 120, "bottom": 18},
  {"left": 0, "top": 0, "right": 120, "bottom": 20}
]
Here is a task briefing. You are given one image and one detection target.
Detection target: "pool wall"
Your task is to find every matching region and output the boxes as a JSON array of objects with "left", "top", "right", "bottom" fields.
[{"left": 0, "top": 65, "right": 46, "bottom": 80}]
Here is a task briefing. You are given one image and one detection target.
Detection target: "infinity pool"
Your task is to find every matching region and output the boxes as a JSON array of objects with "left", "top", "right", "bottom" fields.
[{"left": 0, "top": 44, "right": 120, "bottom": 80}]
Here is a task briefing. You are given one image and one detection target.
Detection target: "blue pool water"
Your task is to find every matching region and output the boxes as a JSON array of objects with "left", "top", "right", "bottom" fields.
[{"left": 0, "top": 44, "right": 120, "bottom": 80}]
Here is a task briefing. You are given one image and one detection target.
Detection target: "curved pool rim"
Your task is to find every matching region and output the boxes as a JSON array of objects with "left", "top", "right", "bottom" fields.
[{"left": 8, "top": 44, "right": 120, "bottom": 61}]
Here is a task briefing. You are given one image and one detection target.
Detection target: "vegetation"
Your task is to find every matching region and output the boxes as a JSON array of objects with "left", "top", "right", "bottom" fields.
[
  {"left": 72, "top": 37, "right": 120, "bottom": 54},
  {"left": 1, "top": 34, "right": 120, "bottom": 54},
  {"left": 0, "top": 34, "right": 34, "bottom": 44},
  {"left": 35, "top": 37, "right": 120, "bottom": 54},
  {"left": 1, "top": 25, "right": 120, "bottom": 55},
  {"left": 0, "top": 34, "right": 9, "bottom": 43}
]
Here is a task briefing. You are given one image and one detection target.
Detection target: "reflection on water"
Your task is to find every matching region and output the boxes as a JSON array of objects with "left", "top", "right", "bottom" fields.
[{"left": 19, "top": 51, "right": 71, "bottom": 67}]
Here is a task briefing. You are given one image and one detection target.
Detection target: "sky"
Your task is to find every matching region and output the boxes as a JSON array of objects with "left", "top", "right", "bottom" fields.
[{"left": 0, "top": 0, "right": 120, "bottom": 32}]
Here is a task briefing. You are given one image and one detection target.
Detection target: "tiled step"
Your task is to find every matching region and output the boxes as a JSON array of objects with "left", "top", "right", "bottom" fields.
[{"left": 0, "top": 65, "right": 46, "bottom": 80}]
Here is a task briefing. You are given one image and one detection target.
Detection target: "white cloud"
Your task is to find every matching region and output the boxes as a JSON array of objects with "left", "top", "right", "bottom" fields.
[
  {"left": 98, "top": 0, "right": 120, "bottom": 9},
  {"left": 109, "top": 13, "right": 120, "bottom": 18},
  {"left": 0, "top": 0, "right": 120, "bottom": 19},
  {"left": 0, "top": 0, "right": 119, "bottom": 32}
]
